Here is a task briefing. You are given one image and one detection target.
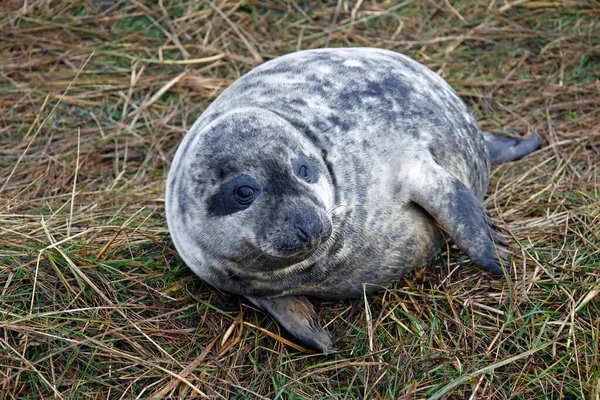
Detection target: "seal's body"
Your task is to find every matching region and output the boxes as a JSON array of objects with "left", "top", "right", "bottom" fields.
[{"left": 166, "top": 48, "right": 541, "bottom": 352}]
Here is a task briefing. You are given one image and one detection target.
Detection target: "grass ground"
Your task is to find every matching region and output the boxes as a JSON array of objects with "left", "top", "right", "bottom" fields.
[{"left": 1, "top": 0, "right": 599, "bottom": 398}]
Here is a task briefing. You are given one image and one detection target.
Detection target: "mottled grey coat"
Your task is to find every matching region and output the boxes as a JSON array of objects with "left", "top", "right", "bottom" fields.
[{"left": 166, "top": 48, "right": 539, "bottom": 352}]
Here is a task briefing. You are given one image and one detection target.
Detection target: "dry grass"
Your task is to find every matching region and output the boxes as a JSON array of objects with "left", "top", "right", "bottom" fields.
[{"left": 1, "top": 0, "right": 599, "bottom": 398}]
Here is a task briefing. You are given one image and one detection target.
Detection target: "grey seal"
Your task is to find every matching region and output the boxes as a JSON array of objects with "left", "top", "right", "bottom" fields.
[{"left": 165, "top": 48, "right": 542, "bottom": 353}]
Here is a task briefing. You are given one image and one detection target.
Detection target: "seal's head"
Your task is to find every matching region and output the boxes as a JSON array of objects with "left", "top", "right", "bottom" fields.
[{"left": 166, "top": 108, "right": 335, "bottom": 293}]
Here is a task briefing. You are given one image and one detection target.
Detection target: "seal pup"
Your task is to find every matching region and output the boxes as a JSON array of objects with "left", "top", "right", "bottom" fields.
[{"left": 165, "top": 48, "right": 542, "bottom": 353}]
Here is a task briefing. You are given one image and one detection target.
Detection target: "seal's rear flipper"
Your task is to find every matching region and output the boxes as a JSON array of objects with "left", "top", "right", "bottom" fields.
[
  {"left": 483, "top": 131, "right": 543, "bottom": 164},
  {"left": 400, "top": 156, "right": 510, "bottom": 275},
  {"left": 246, "top": 295, "right": 336, "bottom": 354}
]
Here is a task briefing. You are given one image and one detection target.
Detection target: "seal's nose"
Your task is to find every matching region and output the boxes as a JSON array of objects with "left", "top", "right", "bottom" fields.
[
  {"left": 294, "top": 210, "right": 323, "bottom": 246},
  {"left": 273, "top": 209, "right": 329, "bottom": 255},
  {"left": 296, "top": 226, "right": 310, "bottom": 243}
]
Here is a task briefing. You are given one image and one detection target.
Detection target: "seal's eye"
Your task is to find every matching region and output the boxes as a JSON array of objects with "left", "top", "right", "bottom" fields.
[
  {"left": 235, "top": 186, "right": 255, "bottom": 203},
  {"left": 298, "top": 165, "right": 310, "bottom": 181},
  {"left": 292, "top": 152, "right": 319, "bottom": 184},
  {"left": 206, "top": 174, "right": 262, "bottom": 216}
]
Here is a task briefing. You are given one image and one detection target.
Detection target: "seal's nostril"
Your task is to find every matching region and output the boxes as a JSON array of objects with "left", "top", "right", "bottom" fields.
[
  {"left": 294, "top": 210, "right": 323, "bottom": 246},
  {"left": 296, "top": 226, "right": 309, "bottom": 242}
]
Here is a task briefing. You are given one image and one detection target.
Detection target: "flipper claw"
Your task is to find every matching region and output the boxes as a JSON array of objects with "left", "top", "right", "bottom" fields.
[{"left": 246, "top": 295, "right": 336, "bottom": 354}]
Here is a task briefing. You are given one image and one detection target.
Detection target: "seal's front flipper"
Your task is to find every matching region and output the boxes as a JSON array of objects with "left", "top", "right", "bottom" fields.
[
  {"left": 400, "top": 156, "right": 510, "bottom": 275},
  {"left": 483, "top": 130, "right": 542, "bottom": 164},
  {"left": 246, "top": 295, "right": 336, "bottom": 354}
]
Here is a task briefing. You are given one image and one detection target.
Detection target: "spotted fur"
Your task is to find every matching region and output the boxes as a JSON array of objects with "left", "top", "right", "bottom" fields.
[{"left": 165, "top": 48, "right": 539, "bottom": 352}]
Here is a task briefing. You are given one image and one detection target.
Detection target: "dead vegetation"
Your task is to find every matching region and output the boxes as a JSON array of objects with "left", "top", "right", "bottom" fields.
[{"left": 1, "top": 0, "right": 599, "bottom": 398}]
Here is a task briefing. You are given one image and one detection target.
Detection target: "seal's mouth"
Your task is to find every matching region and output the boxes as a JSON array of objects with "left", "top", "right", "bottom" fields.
[
  {"left": 266, "top": 218, "right": 331, "bottom": 260},
  {"left": 259, "top": 244, "right": 318, "bottom": 264},
  {"left": 236, "top": 237, "right": 325, "bottom": 272},
  {"left": 232, "top": 210, "right": 333, "bottom": 272},
  {"left": 269, "top": 246, "right": 318, "bottom": 259}
]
